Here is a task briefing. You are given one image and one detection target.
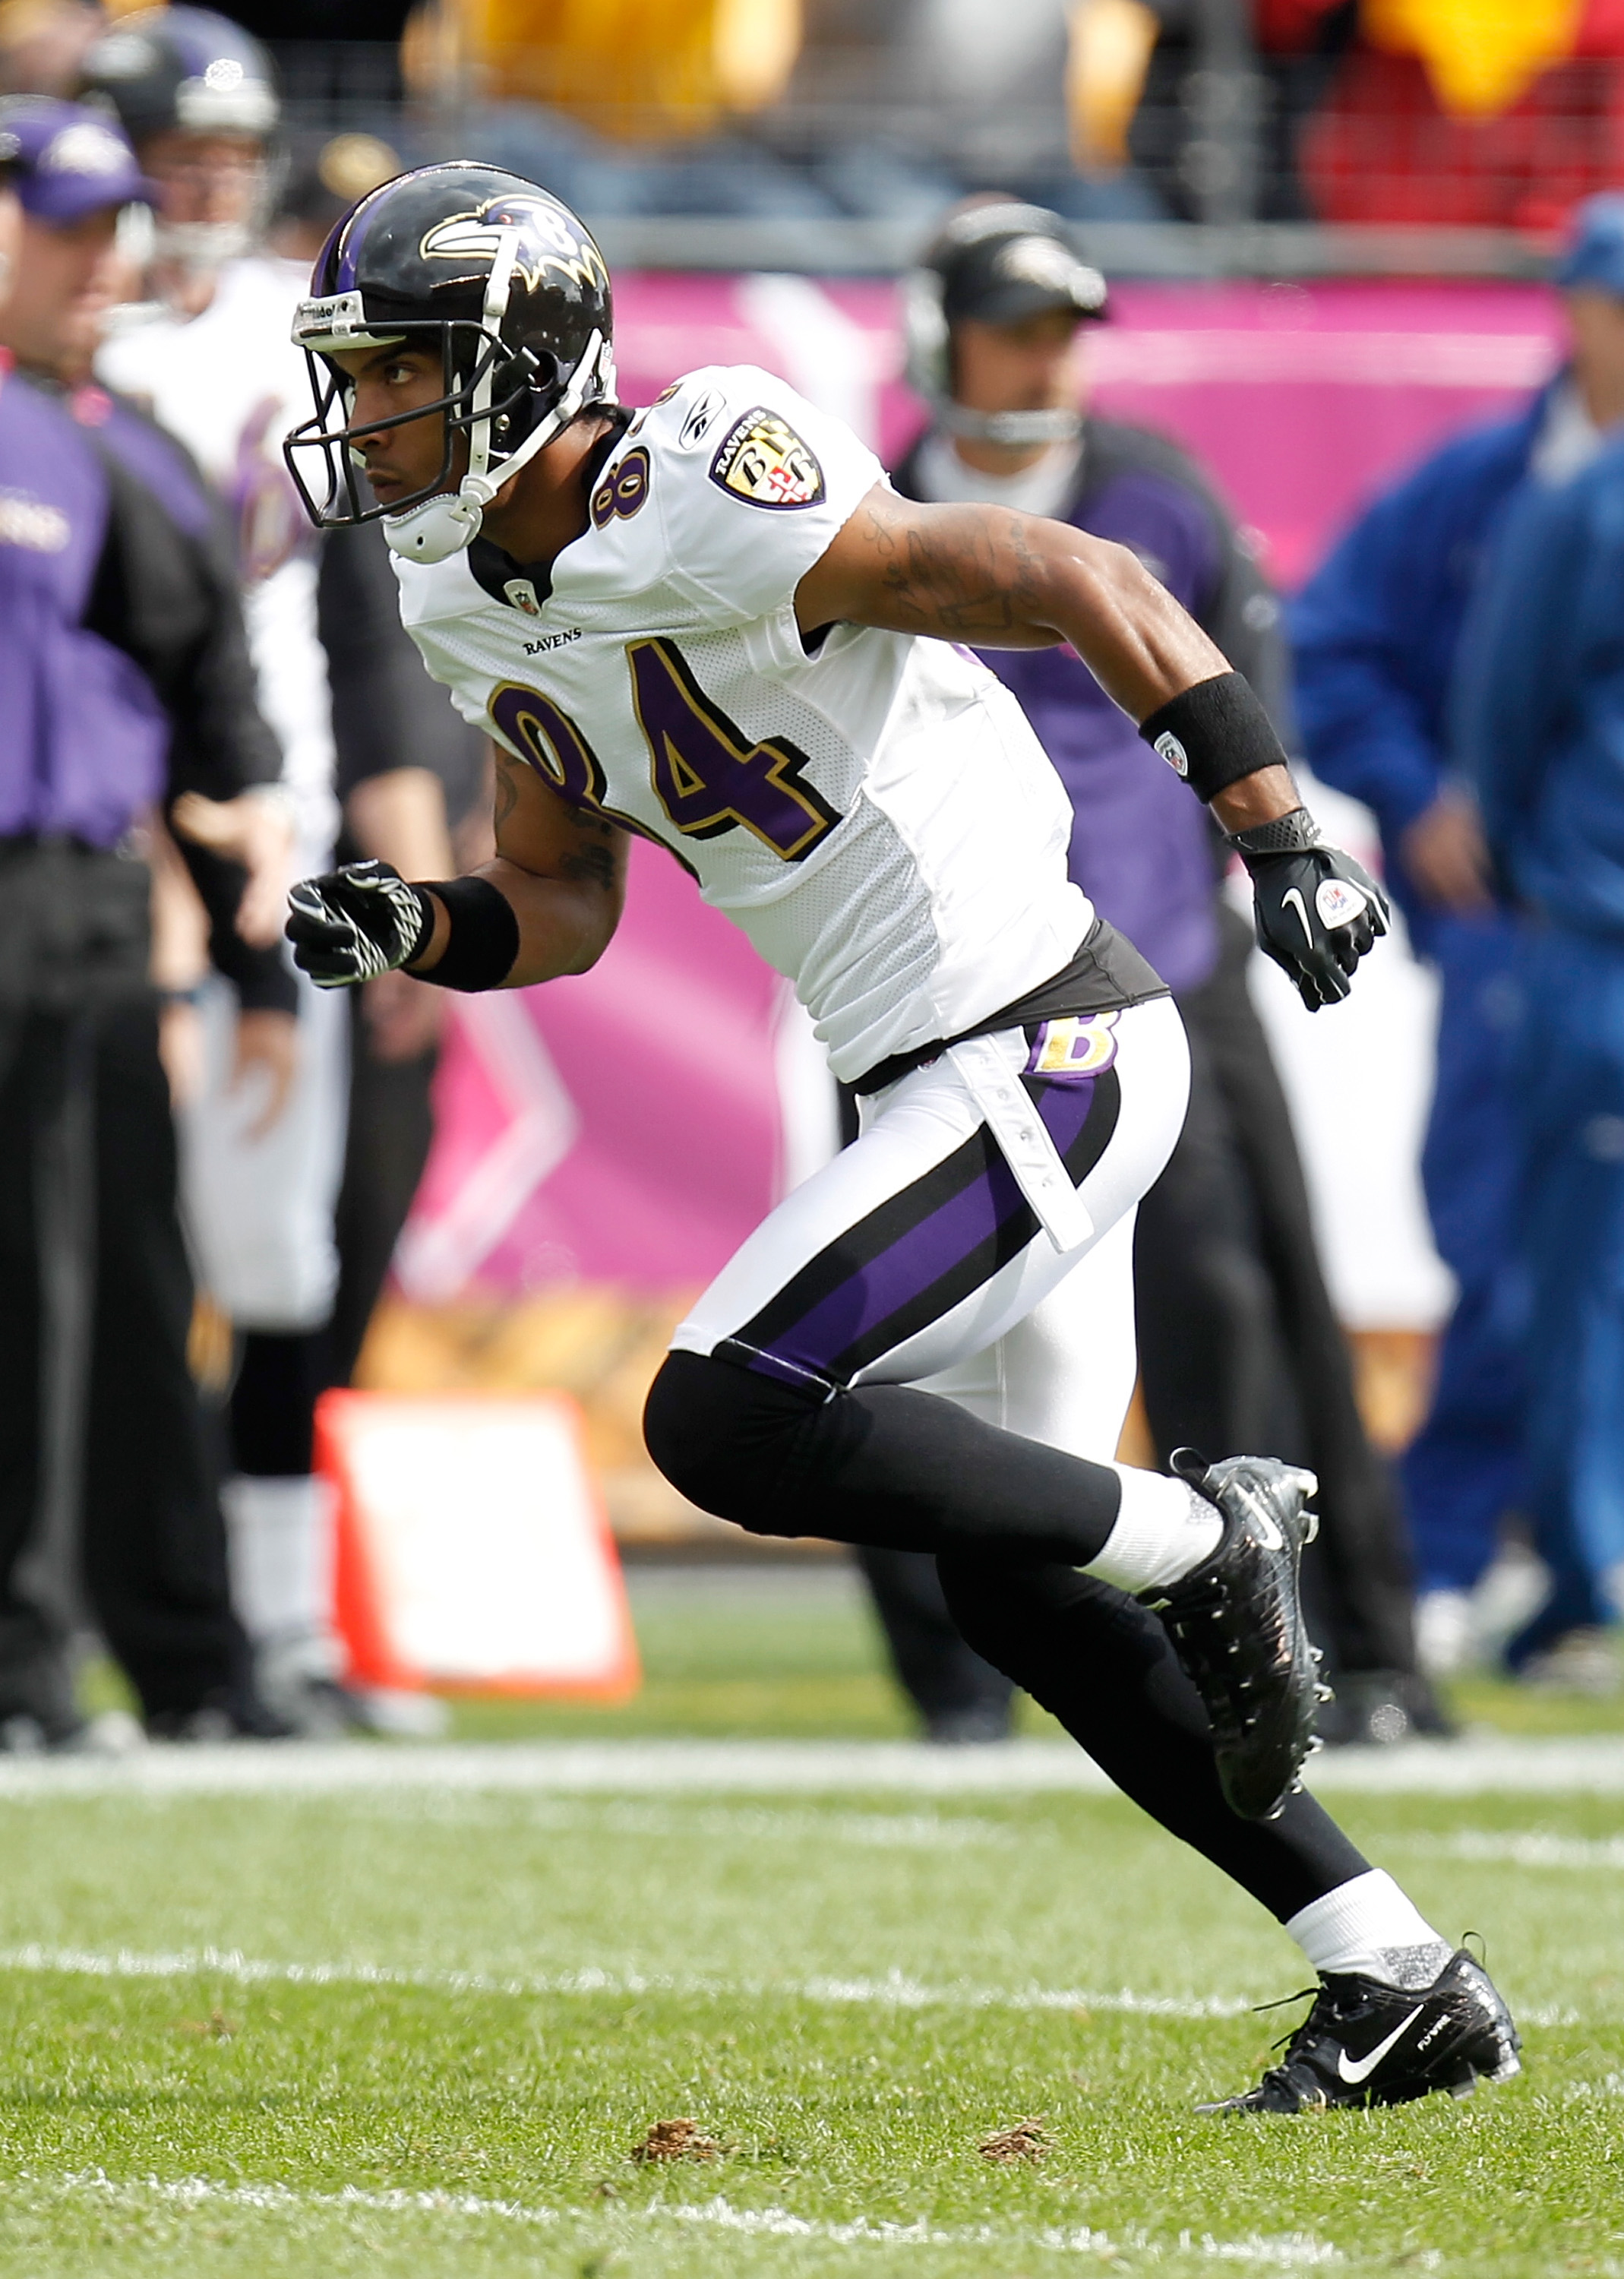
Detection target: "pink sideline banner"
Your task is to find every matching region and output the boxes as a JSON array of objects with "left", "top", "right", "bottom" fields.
[{"left": 395, "top": 277, "right": 1562, "bottom": 1303}]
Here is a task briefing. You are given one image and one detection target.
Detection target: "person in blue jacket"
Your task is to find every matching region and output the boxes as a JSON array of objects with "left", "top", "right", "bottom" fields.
[
  {"left": 1455, "top": 203, "right": 1624, "bottom": 1682},
  {"left": 1290, "top": 197, "right": 1624, "bottom": 1683}
]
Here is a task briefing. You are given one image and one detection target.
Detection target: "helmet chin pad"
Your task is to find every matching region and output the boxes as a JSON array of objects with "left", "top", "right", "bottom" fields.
[{"left": 382, "top": 488, "right": 487, "bottom": 564}]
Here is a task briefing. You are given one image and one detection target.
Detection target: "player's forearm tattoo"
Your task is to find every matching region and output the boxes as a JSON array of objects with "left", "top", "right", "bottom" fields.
[
  {"left": 493, "top": 751, "right": 523, "bottom": 832},
  {"left": 557, "top": 808, "right": 622, "bottom": 893},
  {"left": 867, "top": 504, "right": 1044, "bottom": 636},
  {"left": 560, "top": 841, "right": 619, "bottom": 890}
]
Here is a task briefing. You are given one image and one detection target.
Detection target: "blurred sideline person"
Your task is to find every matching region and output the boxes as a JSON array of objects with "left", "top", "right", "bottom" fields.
[
  {"left": 1455, "top": 207, "right": 1624, "bottom": 1690},
  {"left": 1291, "top": 194, "right": 1624, "bottom": 1689},
  {"left": 84, "top": 16, "right": 470, "bottom": 1731},
  {"left": 281, "top": 163, "right": 1523, "bottom": 2115},
  {"left": 273, "top": 130, "right": 491, "bottom": 1389},
  {"left": 880, "top": 198, "right": 1436, "bottom": 1745},
  {"left": 0, "top": 99, "right": 289, "bottom": 1744}
]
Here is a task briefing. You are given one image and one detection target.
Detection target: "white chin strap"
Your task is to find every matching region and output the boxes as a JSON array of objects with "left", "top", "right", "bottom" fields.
[
  {"left": 940, "top": 401, "right": 1081, "bottom": 447},
  {"left": 384, "top": 219, "right": 612, "bottom": 566},
  {"left": 381, "top": 326, "right": 611, "bottom": 566}
]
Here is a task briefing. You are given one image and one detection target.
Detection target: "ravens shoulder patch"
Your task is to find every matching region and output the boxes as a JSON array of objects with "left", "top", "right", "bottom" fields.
[{"left": 708, "top": 407, "right": 825, "bottom": 510}]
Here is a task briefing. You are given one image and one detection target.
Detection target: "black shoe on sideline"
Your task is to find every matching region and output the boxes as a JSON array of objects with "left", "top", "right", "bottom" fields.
[
  {"left": 0, "top": 1642, "right": 87, "bottom": 1751},
  {"left": 1200, "top": 1949, "right": 1521, "bottom": 2114},
  {"left": 1141, "top": 1449, "right": 1323, "bottom": 1822}
]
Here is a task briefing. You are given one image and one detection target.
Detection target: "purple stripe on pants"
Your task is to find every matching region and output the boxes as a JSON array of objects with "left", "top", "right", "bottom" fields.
[{"left": 754, "top": 1070, "right": 1098, "bottom": 1382}]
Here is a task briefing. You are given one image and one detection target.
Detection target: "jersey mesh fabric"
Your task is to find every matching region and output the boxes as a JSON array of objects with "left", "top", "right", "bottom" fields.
[{"left": 395, "top": 366, "right": 1092, "bottom": 1080}]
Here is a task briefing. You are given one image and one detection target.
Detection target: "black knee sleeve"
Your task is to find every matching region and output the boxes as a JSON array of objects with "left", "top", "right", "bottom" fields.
[
  {"left": 646, "top": 1348, "right": 1123, "bottom": 1561},
  {"left": 643, "top": 1348, "right": 826, "bottom": 1533}
]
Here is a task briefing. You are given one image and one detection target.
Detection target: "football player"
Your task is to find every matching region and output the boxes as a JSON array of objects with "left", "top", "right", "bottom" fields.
[{"left": 283, "top": 163, "right": 1520, "bottom": 2111}]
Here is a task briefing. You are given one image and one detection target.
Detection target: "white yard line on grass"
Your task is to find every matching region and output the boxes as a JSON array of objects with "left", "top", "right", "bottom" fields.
[
  {"left": 24, "top": 2169, "right": 1345, "bottom": 2266},
  {"left": 0, "top": 1939, "right": 1583, "bottom": 2028},
  {"left": 0, "top": 1941, "right": 1257, "bottom": 2019},
  {"left": 0, "top": 1734, "right": 1619, "bottom": 1798},
  {"left": 1395, "top": 1829, "right": 1624, "bottom": 1871}
]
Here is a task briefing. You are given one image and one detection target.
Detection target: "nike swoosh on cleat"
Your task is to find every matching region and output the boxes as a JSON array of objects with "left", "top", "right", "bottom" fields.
[
  {"left": 1336, "top": 2009, "right": 1423, "bottom": 2085},
  {"left": 1281, "top": 888, "right": 1316, "bottom": 949}
]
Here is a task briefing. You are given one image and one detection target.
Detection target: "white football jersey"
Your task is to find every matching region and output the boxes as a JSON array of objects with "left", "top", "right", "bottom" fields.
[
  {"left": 99, "top": 258, "right": 338, "bottom": 867},
  {"left": 397, "top": 366, "right": 1092, "bottom": 1081}
]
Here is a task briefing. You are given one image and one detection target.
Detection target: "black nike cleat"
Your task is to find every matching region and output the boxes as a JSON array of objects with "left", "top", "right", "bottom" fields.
[
  {"left": 1142, "top": 1449, "right": 1322, "bottom": 1822},
  {"left": 1199, "top": 1949, "right": 1521, "bottom": 2113}
]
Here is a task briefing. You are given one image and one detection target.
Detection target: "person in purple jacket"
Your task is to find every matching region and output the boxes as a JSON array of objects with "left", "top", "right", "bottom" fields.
[
  {"left": 873, "top": 197, "right": 1436, "bottom": 1746},
  {"left": 0, "top": 100, "right": 290, "bottom": 1746}
]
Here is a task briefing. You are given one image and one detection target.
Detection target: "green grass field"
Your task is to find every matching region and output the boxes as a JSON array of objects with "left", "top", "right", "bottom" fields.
[{"left": 19, "top": 1566, "right": 1624, "bottom": 2277}]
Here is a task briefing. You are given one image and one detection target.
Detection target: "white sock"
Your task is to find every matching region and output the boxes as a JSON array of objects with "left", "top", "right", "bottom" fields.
[
  {"left": 1288, "top": 1870, "right": 1454, "bottom": 1990},
  {"left": 223, "top": 1474, "right": 338, "bottom": 1649},
  {"left": 1080, "top": 1466, "right": 1223, "bottom": 1594}
]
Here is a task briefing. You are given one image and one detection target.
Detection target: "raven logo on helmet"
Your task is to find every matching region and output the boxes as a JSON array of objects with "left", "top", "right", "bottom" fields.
[{"left": 420, "top": 196, "right": 610, "bottom": 299}]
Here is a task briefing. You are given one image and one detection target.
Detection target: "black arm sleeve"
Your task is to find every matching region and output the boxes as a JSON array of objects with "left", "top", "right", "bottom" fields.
[
  {"left": 318, "top": 520, "right": 487, "bottom": 823},
  {"left": 82, "top": 416, "right": 283, "bottom": 801}
]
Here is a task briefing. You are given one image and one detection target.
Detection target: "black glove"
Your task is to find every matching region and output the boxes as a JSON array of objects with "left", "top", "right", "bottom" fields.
[
  {"left": 1231, "top": 809, "right": 1390, "bottom": 1013},
  {"left": 285, "top": 858, "right": 431, "bottom": 988}
]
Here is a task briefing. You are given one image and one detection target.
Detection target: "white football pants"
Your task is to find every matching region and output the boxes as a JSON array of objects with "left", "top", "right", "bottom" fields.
[{"left": 674, "top": 994, "right": 1190, "bottom": 1462}]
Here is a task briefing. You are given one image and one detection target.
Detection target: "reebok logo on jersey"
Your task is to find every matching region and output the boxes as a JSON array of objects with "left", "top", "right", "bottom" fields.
[
  {"left": 679, "top": 387, "right": 726, "bottom": 449},
  {"left": 523, "top": 627, "right": 582, "bottom": 655},
  {"left": 709, "top": 408, "right": 825, "bottom": 510}
]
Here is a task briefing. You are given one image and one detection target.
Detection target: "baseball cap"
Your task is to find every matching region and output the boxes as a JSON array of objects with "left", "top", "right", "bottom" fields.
[
  {"left": 0, "top": 97, "right": 158, "bottom": 224},
  {"left": 930, "top": 201, "right": 1107, "bottom": 329},
  {"left": 1555, "top": 192, "right": 1624, "bottom": 296}
]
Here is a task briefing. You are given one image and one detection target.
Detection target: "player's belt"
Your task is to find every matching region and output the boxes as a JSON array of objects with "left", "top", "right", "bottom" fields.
[
  {"left": 946, "top": 1032, "right": 1095, "bottom": 1256},
  {"left": 850, "top": 918, "right": 1167, "bottom": 1098}
]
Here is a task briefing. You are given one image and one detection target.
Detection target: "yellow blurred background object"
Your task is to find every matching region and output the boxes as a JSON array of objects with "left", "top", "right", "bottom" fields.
[
  {"left": 1067, "top": 0, "right": 1159, "bottom": 173},
  {"left": 440, "top": 0, "right": 802, "bottom": 142},
  {"left": 317, "top": 132, "right": 404, "bottom": 204},
  {"left": 1363, "top": 0, "right": 1586, "bottom": 117}
]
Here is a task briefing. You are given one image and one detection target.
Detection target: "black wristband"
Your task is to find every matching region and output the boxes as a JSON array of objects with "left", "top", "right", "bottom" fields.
[
  {"left": 412, "top": 875, "right": 520, "bottom": 993},
  {"left": 1139, "top": 671, "right": 1290, "bottom": 805},
  {"left": 1227, "top": 807, "right": 1322, "bottom": 866}
]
